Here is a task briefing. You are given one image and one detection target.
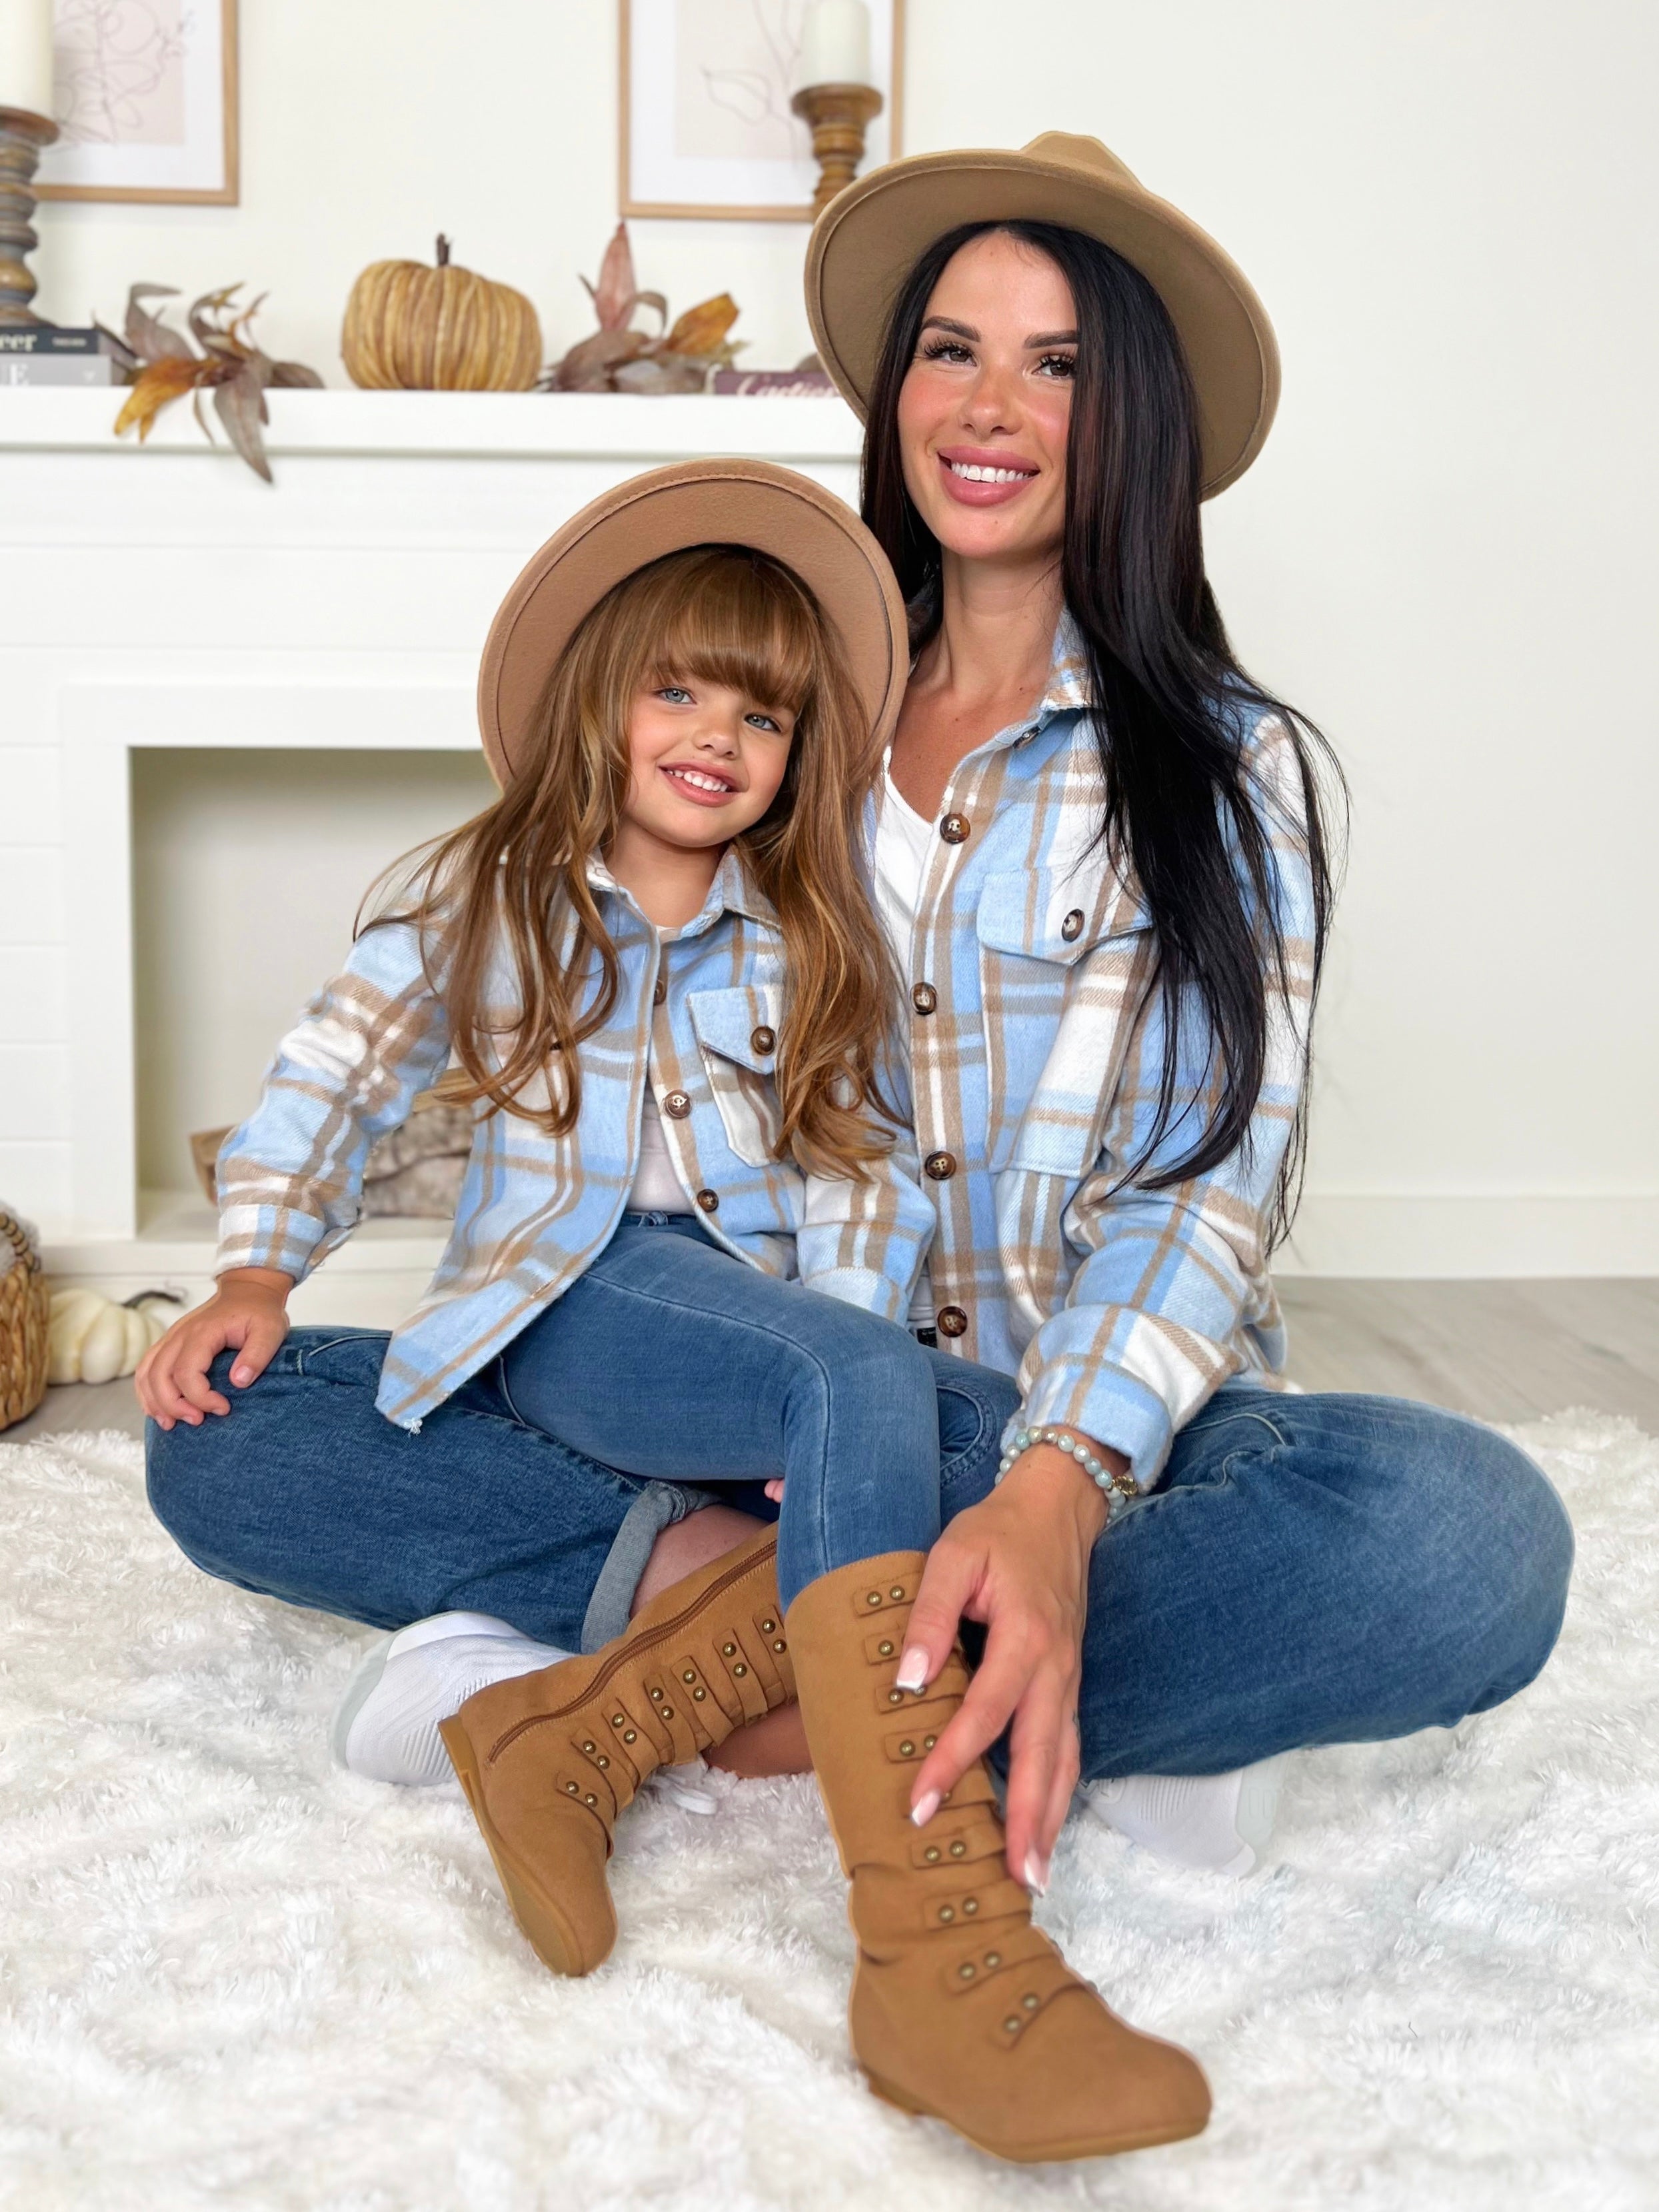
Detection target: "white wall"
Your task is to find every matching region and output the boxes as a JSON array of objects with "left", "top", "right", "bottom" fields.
[{"left": 25, "top": 0, "right": 1659, "bottom": 1273}]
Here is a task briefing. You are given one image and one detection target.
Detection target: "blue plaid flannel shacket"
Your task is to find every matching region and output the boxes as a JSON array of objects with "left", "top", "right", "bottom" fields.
[
  {"left": 882, "top": 618, "right": 1315, "bottom": 1488},
  {"left": 215, "top": 850, "right": 934, "bottom": 1430}
]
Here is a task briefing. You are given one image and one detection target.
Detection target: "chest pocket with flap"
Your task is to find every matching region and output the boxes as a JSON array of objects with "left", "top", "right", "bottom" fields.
[
  {"left": 974, "top": 859, "right": 1155, "bottom": 1176},
  {"left": 687, "top": 984, "right": 787, "bottom": 1170}
]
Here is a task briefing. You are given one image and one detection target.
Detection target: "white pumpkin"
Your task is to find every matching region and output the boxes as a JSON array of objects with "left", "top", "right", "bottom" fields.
[{"left": 48, "top": 1288, "right": 175, "bottom": 1386}]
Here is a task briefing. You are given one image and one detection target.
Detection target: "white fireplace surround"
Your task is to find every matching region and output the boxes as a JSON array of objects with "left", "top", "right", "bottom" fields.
[{"left": 3, "top": 388, "right": 1654, "bottom": 1316}]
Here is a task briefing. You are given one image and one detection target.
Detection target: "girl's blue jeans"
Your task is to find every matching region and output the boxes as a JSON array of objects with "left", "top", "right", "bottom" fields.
[
  {"left": 145, "top": 1230, "right": 1574, "bottom": 1779},
  {"left": 496, "top": 1214, "right": 942, "bottom": 1609}
]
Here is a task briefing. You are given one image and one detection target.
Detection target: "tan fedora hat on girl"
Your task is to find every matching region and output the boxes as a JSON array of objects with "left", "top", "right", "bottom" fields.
[
  {"left": 805, "top": 131, "right": 1280, "bottom": 498},
  {"left": 477, "top": 457, "right": 910, "bottom": 785}
]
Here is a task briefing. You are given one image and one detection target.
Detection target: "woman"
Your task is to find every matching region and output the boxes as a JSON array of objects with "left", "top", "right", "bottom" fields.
[{"left": 779, "top": 132, "right": 1574, "bottom": 1896}]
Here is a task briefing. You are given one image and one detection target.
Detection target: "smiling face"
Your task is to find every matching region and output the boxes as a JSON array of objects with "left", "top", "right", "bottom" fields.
[
  {"left": 620, "top": 674, "right": 796, "bottom": 859},
  {"left": 895, "top": 228, "right": 1076, "bottom": 575}
]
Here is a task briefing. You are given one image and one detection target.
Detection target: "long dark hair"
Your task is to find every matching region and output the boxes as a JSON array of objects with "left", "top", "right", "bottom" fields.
[{"left": 862, "top": 219, "right": 1342, "bottom": 1240}]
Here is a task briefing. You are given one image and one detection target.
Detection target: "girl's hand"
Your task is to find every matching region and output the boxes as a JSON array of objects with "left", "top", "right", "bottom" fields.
[
  {"left": 136, "top": 1268, "right": 294, "bottom": 1430},
  {"left": 897, "top": 1441, "right": 1114, "bottom": 1893}
]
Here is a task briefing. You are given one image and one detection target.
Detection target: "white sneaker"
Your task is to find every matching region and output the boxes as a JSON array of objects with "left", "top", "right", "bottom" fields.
[
  {"left": 331, "top": 1612, "right": 573, "bottom": 1785},
  {"left": 1084, "top": 1755, "right": 1288, "bottom": 1876},
  {"left": 648, "top": 1753, "right": 721, "bottom": 1815}
]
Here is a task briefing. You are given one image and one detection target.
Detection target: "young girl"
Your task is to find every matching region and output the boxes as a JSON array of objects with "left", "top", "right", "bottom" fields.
[
  {"left": 140, "top": 459, "right": 1206, "bottom": 2164},
  {"left": 140, "top": 455, "right": 940, "bottom": 1687}
]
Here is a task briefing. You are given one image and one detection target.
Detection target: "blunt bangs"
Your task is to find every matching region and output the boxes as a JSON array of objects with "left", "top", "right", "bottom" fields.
[{"left": 635, "top": 545, "right": 822, "bottom": 719}]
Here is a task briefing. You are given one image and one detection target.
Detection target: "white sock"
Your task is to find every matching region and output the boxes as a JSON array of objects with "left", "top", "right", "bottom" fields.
[
  {"left": 1084, "top": 1755, "right": 1287, "bottom": 1876},
  {"left": 332, "top": 1612, "right": 573, "bottom": 1786}
]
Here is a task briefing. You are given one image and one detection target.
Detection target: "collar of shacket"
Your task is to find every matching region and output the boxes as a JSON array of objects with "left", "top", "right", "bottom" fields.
[
  {"left": 1034, "top": 613, "right": 1095, "bottom": 722},
  {"left": 583, "top": 844, "right": 778, "bottom": 938}
]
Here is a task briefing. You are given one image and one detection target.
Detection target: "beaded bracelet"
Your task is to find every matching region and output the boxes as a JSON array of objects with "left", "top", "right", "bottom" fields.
[{"left": 995, "top": 1423, "right": 1140, "bottom": 1508}]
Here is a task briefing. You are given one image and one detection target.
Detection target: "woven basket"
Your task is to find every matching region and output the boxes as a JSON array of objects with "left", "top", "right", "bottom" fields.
[{"left": 0, "top": 1209, "right": 50, "bottom": 1432}]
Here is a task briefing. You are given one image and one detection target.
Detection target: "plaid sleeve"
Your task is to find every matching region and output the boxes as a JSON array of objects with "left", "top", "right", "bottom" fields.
[
  {"left": 214, "top": 920, "right": 453, "bottom": 1282},
  {"left": 1015, "top": 717, "right": 1317, "bottom": 1486}
]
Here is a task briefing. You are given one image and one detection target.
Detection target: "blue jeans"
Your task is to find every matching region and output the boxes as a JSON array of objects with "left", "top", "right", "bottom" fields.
[
  {"left": 497, "top": 1214, "right": 944, "bottom": 1608},
  {"left": 146, "top": 1312, "right": 1014, "bottom": 1657},
  {"left": 1058, "top": 1387, "right": 1572, "bottom": 1775},
  {"left": 147, "top": 1335, "right": 1572, "bottom": 1778}
]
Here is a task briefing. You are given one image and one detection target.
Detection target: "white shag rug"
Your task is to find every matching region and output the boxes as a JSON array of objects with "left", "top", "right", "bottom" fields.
[{"left": 1, "top": 1417, "right": 1656, "bottom": 2212}]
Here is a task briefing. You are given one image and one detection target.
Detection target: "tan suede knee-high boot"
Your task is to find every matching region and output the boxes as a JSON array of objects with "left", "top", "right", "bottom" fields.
[
  {"left": 440, "top": 1526, "right": 795, "bottom": 1976},
  {"left": 786, "top": 1550, "right": 1211, "bottom": 2163}
]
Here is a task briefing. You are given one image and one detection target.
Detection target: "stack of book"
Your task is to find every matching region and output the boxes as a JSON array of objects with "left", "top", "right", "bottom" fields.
[
  {"left": 710, "top": 368, "right": 838, "bottom": 397},
  {"left": 0, "top": 328, "right": 131, "bottom": 387}
]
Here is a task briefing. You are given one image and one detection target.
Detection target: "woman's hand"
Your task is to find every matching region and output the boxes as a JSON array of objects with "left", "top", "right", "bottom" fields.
[
  {"left": 897, "top": 1440, "right": 1114, "bottom": 1892},
  {"left": 136, "top": 1268, "right": 294, "bottom": 1430}
]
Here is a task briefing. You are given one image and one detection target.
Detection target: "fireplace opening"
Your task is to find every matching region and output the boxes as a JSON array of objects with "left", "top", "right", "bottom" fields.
[{"left": 131, "top": 746, "right": 497, "bottom": 1218}]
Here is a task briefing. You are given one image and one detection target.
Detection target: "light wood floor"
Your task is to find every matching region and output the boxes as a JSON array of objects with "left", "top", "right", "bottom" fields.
[{"left": 6, "top": 1280, "right": 1655, "bottom": 1446}]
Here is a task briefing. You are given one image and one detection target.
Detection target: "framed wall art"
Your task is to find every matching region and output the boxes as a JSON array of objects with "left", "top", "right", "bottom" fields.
[
  {"left": 621, "top": 0, "right": 904, "bottom": 223},
  {"left": 35, "top": 0, "right": 239, "bottom": 206}
]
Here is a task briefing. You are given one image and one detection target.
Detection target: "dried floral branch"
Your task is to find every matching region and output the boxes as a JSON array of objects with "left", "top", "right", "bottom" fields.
[
  {"left": 108, "top": 283, "right": 323, "bottom": 481},
  {"left": 544, "top": 225, "right": 745, "bottom": 395}
]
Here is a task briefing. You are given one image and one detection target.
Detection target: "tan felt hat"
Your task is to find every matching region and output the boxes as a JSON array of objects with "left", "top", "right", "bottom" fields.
[
  {"left": 805, "top": 131, "right": 1280, "bottom": 499},
  {"left": 477, "top": 458, "right": 910, "bottom": 784}
]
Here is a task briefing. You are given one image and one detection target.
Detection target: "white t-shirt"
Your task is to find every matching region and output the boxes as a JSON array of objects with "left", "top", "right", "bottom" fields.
[
  {"left": 629, "top": 1088, "right": 693, "bottom": 1214},
  {"left": 872, "top": 758, "right": 934, "bottom": 975},
  {"left": 874, "top": 761, "right": 940, "bottom": 1331}
]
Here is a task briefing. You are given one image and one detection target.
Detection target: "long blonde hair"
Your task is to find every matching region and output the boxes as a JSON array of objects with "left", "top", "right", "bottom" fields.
[{"left": 368, "top": 544, "right": 898, "bottom": 1177}]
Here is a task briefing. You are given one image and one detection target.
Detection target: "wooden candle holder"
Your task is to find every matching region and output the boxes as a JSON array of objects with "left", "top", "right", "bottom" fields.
[
  {"left": 0, "top": 105, "right": 59, "bottom": 329},
  {"left": 790, "top": 81, "right": 884, "bottom": 218}
]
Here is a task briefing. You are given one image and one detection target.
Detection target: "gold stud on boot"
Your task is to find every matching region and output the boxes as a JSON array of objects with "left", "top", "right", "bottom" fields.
[{"left": 439, "top": 1527, "right": 795, "bottom": 1975}]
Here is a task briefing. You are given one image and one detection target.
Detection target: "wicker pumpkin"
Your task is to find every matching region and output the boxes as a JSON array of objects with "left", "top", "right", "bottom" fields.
[
  {"left": 0, "top": 1208, "right": 49, "bottom": 1432},
  {"left": 342, "top": 234, "right": 543, "bottom": 393}
]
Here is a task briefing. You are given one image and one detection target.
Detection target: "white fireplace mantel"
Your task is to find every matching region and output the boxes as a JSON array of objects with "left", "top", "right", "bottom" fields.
[
  {"left": 0, "top": 386, "right": 864, "bottom": 465},
  {"left": 0, "top": 389, "right": 862, "bottom": 1318}
]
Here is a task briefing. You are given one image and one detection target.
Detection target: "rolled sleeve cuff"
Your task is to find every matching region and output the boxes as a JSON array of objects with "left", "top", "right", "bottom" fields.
[
  {"left": 1009, "top": 1358, "right": 1176, "bottom": 1493},
  {"left": 215, "top": 1203, "right": 333, "bottom": 1284}
]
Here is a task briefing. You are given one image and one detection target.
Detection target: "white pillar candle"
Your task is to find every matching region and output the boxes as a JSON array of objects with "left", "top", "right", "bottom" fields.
[
  {"left": 0, "top": 0, "right": 55, "bottom": 119},
  {"left": 795, "top": 0, "right": 872, "bottom": 90}
]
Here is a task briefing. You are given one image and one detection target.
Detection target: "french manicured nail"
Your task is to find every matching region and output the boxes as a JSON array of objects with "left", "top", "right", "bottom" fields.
[
  {"left": 910, "top": 1789, "right": 941, "bottom": 1827},
  {"left": 1023, "top": 1851, "right": 1049, "bottom": 1895},
  {"left": 894, "top": 1647, "right": 929, "bottom": 1693}
]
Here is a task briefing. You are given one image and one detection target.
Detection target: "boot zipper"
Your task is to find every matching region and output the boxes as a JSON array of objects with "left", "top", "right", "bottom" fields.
[{"left": 487, "top": 1537, "right": 778, "bottom": 1763}]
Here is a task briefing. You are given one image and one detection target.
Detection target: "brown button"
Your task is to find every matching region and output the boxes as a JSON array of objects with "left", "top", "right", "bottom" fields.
[
  {"left": 911, "top": 982, "right": 938, "bottom": 1016},
  {"left": 750, "top": 1024, "right": 775, "bottom": 1056},
  {"left": 940, "top": 813, "right": 970, "bottom": 845},
  {"left": 695, "top": 1188, "right": 719, "bottom": 1213},
  {"left": 924, "top": 1151, "right": 956, "bottom": 1182},
  {"left": 662, "top": 1090, "right": 691, "bottom": 1119},
  {"left": 1060, "top": 909, "right": 1084, "bottom": 942},
  {"left": 653, "top": 972, "right": 667, "bottom": 1004},
  {"left": 936, "top": 1306, "right": 968, "bottom": 1338}
]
